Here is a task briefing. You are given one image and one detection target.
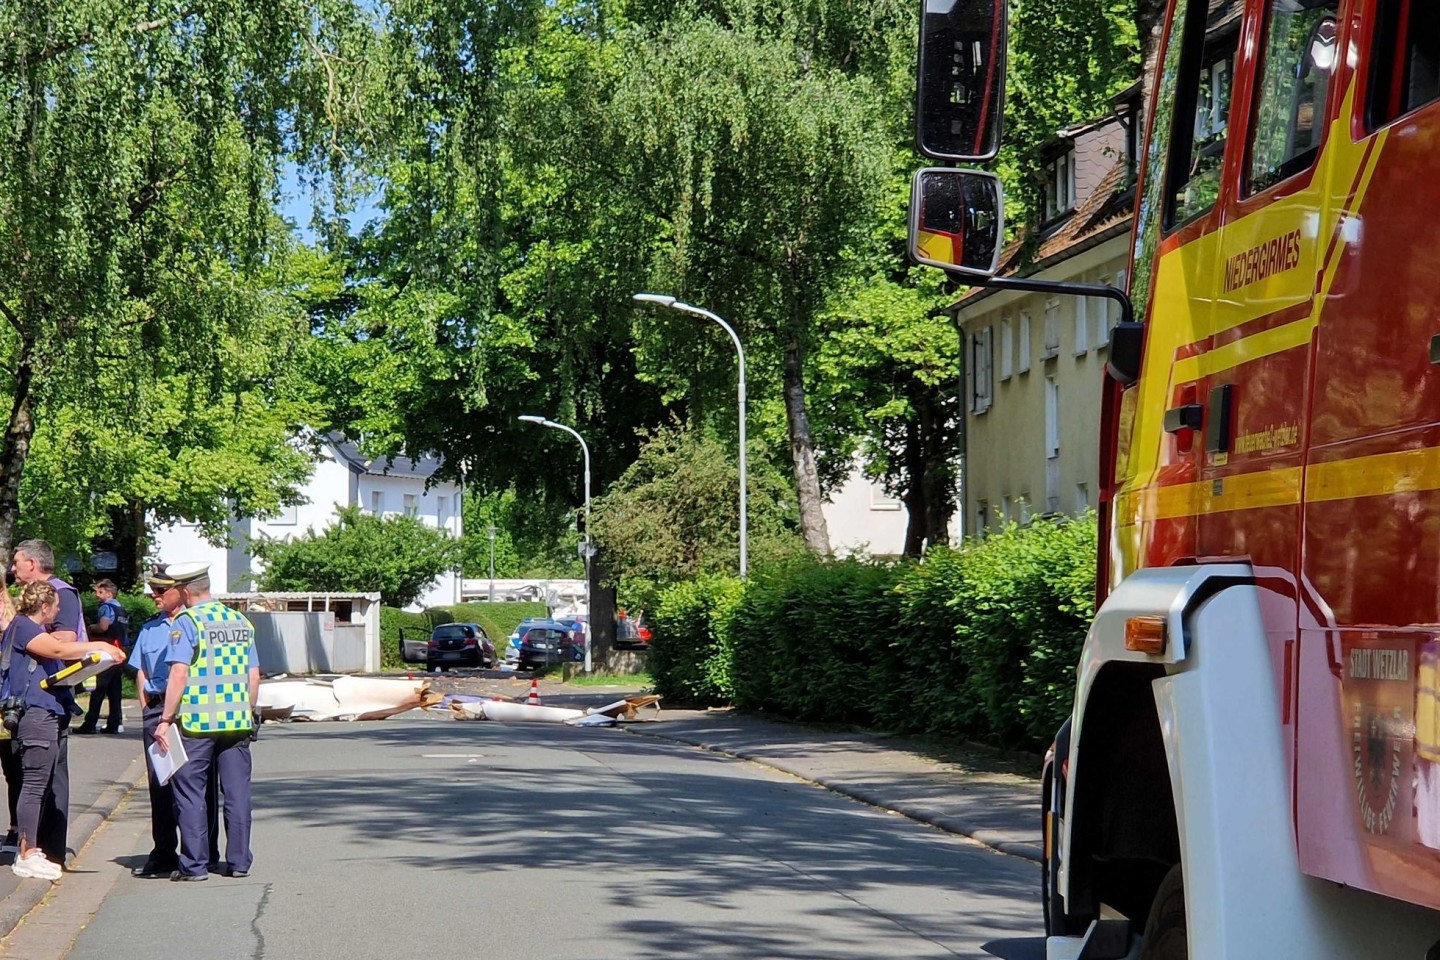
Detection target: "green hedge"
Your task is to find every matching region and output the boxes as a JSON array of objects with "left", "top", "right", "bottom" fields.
[
  {"left": 730, "top": 558, "right": 906, "bottom": 721},
  {"left": 650, "top": 515, "right": 1097, "bottom": 750},
  {"left": 379, "top": 602, "right": 550, "bottom": 671},
  {"left": 648, "top": 575, "right": 745, "bottom": 705}
]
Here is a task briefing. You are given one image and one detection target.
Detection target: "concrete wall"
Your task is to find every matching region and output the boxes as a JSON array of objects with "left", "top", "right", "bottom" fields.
[
  {"left": 250, "top": 612, "right": 370, "bottom": 675},
  {"left": 959, "top": 235, "right": 1130, "bottom": 536}
]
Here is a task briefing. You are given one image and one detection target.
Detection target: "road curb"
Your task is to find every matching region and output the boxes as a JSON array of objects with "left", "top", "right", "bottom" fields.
[
  {"left": 623, "top": 726, "right": 1043, "bottom": 865},
  {"left": 0, "top": 753, "right": 147, "bottom": 939}
]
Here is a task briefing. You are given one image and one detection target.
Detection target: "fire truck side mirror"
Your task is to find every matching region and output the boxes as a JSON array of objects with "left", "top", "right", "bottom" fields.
[
  {"left": 909, "top": 168, "right": 1004, "bottom": 278},
  {"left": 916, "top": 0, "right": 1007, "bottom": 162},
  {"left": 1107, "top": 321, "right": 1144, "bottom": 386}
]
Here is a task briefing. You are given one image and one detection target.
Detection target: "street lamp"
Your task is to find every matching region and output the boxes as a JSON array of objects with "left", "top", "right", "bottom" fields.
[
  {"left": 488, "top": 524, "right": 497, "bottom": 603},
  {"left": 633, "top": 292, "right": 748, "bottom": 577},
  {"left": 518, "top": 414, "right": 593, "bottom": 672}
]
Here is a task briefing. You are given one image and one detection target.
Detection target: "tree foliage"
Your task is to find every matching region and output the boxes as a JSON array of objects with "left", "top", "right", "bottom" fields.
[
  {"left": 253, "top": 505, "right": 461, "bottom": 607},
  {"left": 590, "top": 420, "right": 805, "bottom": 606},
  {"left": 1001, "top": 0, "right": 1141, "bottom": 226},
  {"left": 0, "top": 0, "right": 372, "bottom": 566}
]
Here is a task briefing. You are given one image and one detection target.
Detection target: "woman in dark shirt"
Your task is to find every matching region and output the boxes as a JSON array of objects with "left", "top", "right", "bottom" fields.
[{"left": 2, "top": 581, "right": 125, "bottom": 880}]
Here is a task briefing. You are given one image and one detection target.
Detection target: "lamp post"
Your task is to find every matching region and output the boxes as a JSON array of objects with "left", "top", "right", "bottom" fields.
[
  {"left": 488, "top": 524, "right": 497, "bottom": 602},
  {"left": 518, "top": 415, "right": 593, "bottom": 672},
  {"left": 633, "top": 293, "right": 747, "bottom": 577}
]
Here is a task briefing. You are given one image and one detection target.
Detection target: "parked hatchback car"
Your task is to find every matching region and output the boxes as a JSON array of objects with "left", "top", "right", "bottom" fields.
[
  {"left": 400, "top": 622, "right": 496, "bottom": 671},
  {"left": 515, "top": 623, "right": 580, "bottom": 671},
  {"left": 505, "top": 617, "right": 561, "bottom": 665}
]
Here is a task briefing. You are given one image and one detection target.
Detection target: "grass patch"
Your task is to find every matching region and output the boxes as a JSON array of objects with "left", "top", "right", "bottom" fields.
[{"left": 567, "top": 672, "right": 652, "bottom": 688}]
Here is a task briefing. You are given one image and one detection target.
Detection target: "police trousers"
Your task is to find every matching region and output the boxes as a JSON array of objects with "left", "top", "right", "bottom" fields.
[
  {"left": 141, "top": 701, "right": 217, "bottom": 869},
  {"left": 172, "top": 731, "right": 251, "bottom": 877}
]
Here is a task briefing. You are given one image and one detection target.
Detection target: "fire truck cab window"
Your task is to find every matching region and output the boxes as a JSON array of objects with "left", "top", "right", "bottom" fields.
[
  {"left": 1165, "top": 1, "right": 1241, "bottom": 229},
  {"left": 1370, "top": 0, "right": 1440, "bottom": 127},
  {"left": 1248, "top": 1, "right": 1338, "bottom": 194}
]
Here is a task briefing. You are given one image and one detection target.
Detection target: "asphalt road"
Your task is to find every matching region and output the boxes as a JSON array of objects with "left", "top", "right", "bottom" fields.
[{"left": 58, "top": 710, "right": 1040, "bottom": 960}]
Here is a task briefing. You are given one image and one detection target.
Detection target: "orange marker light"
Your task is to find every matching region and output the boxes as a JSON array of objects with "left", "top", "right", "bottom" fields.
[{"left": 1125, "top": 616, "right": 1167, "bottom": 655}]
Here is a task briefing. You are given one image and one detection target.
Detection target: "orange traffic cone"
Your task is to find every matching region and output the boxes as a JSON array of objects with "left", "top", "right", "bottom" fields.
[{"left": 526, "top": 678, "right": 541, "bottom": 706}]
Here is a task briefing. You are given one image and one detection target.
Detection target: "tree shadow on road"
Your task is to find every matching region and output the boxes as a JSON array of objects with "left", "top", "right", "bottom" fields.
[{"left": 252, "top": 720, "right": 1038, "bottom": 957}]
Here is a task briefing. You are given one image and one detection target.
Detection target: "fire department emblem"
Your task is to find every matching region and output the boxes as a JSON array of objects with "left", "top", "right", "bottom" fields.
[{"left": 1353, "top": 704, "right": 1403, "bottom": 836}]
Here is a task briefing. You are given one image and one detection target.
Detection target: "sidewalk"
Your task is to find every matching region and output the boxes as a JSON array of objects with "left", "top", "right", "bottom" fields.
[
  {"left": 0, "top": 701, "right": 147, "bottom": 938},
  {"left": 622, "top": 706, "right": 1045, "bottom": 863}
]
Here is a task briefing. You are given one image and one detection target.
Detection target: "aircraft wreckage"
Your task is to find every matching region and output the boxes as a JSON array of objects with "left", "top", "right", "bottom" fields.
[{"left": 254, "top": 675, "right": 660, "bottom": 726}]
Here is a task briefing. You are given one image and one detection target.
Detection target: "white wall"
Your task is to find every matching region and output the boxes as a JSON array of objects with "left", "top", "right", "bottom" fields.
[
  {"left": 153, "top": 440, "right": 463, "bottom": 608},
  {"left": 823, "top": 459, "right": 909, "bottom": 558},
  {"left": 356, "top": 472, "right": 461, "bottom": 610},
  {"left": 152, "top": 521, "right": 233, "bottom": 588}
]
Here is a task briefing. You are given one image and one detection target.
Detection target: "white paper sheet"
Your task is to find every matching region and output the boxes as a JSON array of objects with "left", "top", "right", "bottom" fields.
[{"left": 146, "top": 722, "right": 188, "bottom": 785}]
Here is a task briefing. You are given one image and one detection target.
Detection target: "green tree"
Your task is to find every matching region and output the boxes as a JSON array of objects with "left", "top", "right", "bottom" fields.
[
  {"left": 304, "top": 0, "right": 668, "bottom": 551},
  {"left": 590, "top": 420, "right": 804, "bottom": 607},
  {"left": 1003, "top": 0, "right": 1140, "bottom": 226},
  {"left": 612, "top": 13, "right": 893, "bottom": 554},
  {"left": 813, "top": 270, "right": 959, "bottom": 556},
  {"left": 0, "top": 0, "right": 371, "bottom": 560},
  {"left": 253, "top": 506, "right": 460, "bottom": 607}
]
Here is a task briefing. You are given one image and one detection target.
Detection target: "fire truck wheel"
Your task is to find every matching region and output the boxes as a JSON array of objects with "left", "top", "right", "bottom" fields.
[{"left": 1139, "top": 863, "right": 1186, "bottom": 960}]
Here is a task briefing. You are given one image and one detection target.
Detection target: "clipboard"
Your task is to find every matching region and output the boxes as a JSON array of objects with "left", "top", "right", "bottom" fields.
[
  {"left": 40, "top": 650, "right": 118, "bottom": 691},
  {"left": 146, "top": 723, "right": 188, "bottom": 785}
]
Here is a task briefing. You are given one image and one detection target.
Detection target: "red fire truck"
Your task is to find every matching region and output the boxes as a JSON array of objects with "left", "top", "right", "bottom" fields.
[{"left": 911, "top": 1, "right": 1440, "bottom": 957}]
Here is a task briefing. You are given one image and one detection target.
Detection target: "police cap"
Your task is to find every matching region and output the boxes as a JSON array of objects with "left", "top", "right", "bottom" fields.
[{"left": 149, "top": 562, "right": 210, "bottom": 590}]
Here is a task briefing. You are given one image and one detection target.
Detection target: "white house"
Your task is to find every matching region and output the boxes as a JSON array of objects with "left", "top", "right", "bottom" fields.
[
  {"left": 952, "top": 89, "right": 1141, "bottom": 535},
  {"left": 821, "top": 458, "right": 912, "bottom": 558},
  {"left": 154, "top": 432, "right": 463, "bottom": 610}
]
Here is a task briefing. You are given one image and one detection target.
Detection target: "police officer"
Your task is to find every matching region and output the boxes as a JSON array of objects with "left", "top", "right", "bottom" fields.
[
  {"left": 129, "top": 568, "right": 217, "bottom": 878},
  {"left": 153, "top": 563, "right": 259, "bottom": 881}
]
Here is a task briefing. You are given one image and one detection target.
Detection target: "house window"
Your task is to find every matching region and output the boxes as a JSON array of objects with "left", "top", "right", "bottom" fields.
[
  {"left": 1044, "top": 148, "right": 1077, "bottom": 220},
  {"left": 976, "top": 500, "right": 990, "bottom": 534},
  {"left": 1369, "top": 0, "right": 1440, "bottom": 128},
  {"left": 1018, "top": 313, "right": 1032, "bottom": 373},
  {"left": 438, "top": 496, "right": 449, "bottom": 528},
  {"left": 271, "top": 505, "right": 298, "bottom": 526},
  {"left": 1000, "top": 318, "right": 1014, "bottom": 380},
  {"left": 1076, "top": 483, "right": 1090, "bottom": 512},
  {"left": 1045, "top": 377, "right": 1061, "bottom": 459},
  {"left": 1019, "top": 496, "right": 1032, "bottom": 524},
  {"left": 970, "top": 326, "right": 995, "bottom": 413},
  {"left": 1001, "top": 495, "right": 1013, "bottom": 524},
  {"left": 403, "top": 493, "right": 418, "bottom": 517},
  {"left": 1044, "top": 299, "right": 1061, "bottom": 357},
  {"left": 370, "top": 491, "right": 383, "bottom": 515},
  {"left": 1074, "top": 295, "right": 1089, "bottom": 355},
  {"left": 870, "top": 483, "right": 902, "bottom": 511}
]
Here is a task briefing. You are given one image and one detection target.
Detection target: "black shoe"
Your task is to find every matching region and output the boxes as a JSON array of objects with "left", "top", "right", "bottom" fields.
[
  {"left": 132, "top": 860, "right": 177, "bottom": 878},
  {"left": 169, "top": 871, "right": 208, "bottom": 882},
  {"left": 75, "top": 726, "right": 96, "bottom": 735},
  {"left": 226, "top": 867, "right": 249, "bottom": 879}
]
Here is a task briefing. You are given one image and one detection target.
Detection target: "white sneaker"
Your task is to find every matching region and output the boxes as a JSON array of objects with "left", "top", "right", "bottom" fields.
[{"left": 12, "top": 851, "right": 60, "bottom": 880}]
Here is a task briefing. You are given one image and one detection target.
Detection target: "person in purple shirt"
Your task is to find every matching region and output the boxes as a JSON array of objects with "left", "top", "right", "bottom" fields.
[
  {"left": 11, "top": 538, "right": 94, "bottom": 868},
  {"left": 1, "top": 581, "right": 123, "bottom": 879}
]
